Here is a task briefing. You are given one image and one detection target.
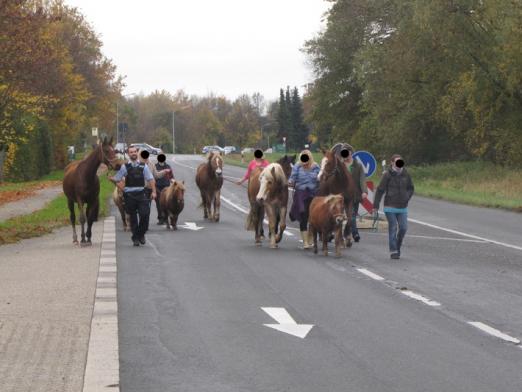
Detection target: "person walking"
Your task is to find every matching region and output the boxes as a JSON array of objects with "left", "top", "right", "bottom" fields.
[
  {"left": 331, "top": 143, "right": 368, "bottom": 242},
  {"left": 154, "top": 153, "right": 174, "bottom": 224},
  {"left": 288, "top": 150, "right": 320, "bottom": 249},
  {"left": 372, "top": 154, "right": 414, "bottom": 259},
  {"left": 111, "top": 146, "right": 156, "bottom": 246},
  {"left": 236, "top": 149, "right": 269, "bottom": 186}
]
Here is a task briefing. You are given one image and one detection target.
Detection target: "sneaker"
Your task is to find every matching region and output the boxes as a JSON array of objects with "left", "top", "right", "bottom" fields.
[
  {"left": 390, "top": 252, "right": 400, "bottom": 259},
  {"left": 353, "top": 233, "right": 360, "bottom": 243},
  {"left": 139, "top": 236, "right": 146, "bottom": 245}
]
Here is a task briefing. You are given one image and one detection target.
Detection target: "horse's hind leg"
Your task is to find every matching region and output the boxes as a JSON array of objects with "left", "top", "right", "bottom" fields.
[
  {"left": 276, "top": 206, "right": 287, "bottom": 244},
  {"left": 68, "top": 199, "right": 78, "bottom": 244},
  {"left": 76, "top": 200, "right": 88, "bottom": 246},
  {"left": 265, "top": 205, "right": 277, "bottom": 249}
]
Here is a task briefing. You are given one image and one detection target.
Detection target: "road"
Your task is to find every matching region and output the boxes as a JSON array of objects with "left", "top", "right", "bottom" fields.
[{"left": 117, "top": 154, "right": 522, "bottom": 392}]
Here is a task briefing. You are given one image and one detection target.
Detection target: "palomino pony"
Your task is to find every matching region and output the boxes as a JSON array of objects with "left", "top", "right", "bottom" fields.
[
  {"left": 63, "top": 137, "right": 120, "bottom": 246},
  {"left": 318, "top": 149, "right": 356, "bottom": 247},
  {"left": 252, "top": 163, "right": 289, "bottom": 248},
  {"left": 195, "top": 151, "right": 223, "bottom": 222},
  {"left": 246, "top": 155, "right": 295, "bottom": 246},
  {"left": 159, "top": 180, "right": 186, "bottom": 230}
]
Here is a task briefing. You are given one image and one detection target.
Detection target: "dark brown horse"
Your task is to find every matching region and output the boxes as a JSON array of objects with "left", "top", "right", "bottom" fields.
[
  {"left": 195, "top": 151, "right": 223, "bottom": 221},
  {"left": 246, "top": 155, "right": 295, "bottom": 246},
  {"left": 318, "top": 149, "right": 356, "bottom": 247},
  {"left": 309, "top": 194, "right": 347, "bottom": 257},
  {"left": 63, "top": 137, "right": 120, "bottom": 246},
  {"left": 159, "top": 180, "right": 186, "bottom": 230}
]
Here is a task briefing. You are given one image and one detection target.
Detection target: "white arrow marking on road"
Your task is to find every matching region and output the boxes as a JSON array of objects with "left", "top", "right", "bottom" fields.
[
  {"left": 261, "top": 307, "right": 314, "bottom": 339},
  {"left": 179, "top": 222, "right": 205, "bottom": 231}
]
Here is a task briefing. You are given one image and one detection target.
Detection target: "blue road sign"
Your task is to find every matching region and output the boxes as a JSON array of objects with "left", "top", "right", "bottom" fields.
[{"left": 353, "top": 151, "right": 377, "bottom": 177}]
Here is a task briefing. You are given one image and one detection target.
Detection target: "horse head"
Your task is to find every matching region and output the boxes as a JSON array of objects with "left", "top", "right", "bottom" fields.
[
  {"left": 172, "top": 180, "right": 186, "bottom": 203},
  {"left": 318, "top": 149, "right": 339, "bottom": 181},
  {"left": 276, "top": 154, "right": 296, "bottom": 179},
  {"left": 326, "top": 194, "right": 347, "bottom": 225},
  {"left": 256, "top": 164, "right": 285, "bottom": 203},
  {"left": 209, "top": 152, "right": 223, "bottom": 177},
  {"left": 100, "top": 136, "right": 122, "bottom": 170}
]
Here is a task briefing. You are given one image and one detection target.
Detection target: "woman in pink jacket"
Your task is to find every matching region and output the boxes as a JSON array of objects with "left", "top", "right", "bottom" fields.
[{"left": 236, "top": 149, "right": 269, "bottom": 185}]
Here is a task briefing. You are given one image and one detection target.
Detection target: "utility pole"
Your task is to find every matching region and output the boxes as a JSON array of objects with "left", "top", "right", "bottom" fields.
[{"left": 172, "top": 111, "right": 175, "bottom": 154}]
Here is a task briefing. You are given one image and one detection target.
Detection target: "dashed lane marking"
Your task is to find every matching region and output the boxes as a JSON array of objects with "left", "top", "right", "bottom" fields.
[{"left": 468, "top": 322, "right": 521, "bottom": 345}]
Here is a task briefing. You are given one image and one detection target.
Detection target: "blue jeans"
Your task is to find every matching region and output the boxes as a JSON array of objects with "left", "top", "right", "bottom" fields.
[{"left": 385, "top": 212, "right": 408, "bottom": 253}]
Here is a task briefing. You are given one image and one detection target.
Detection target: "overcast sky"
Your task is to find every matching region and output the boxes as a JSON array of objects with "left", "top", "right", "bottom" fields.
[{"left": 65, "top": 0, "right": 330, "bottom": 101}]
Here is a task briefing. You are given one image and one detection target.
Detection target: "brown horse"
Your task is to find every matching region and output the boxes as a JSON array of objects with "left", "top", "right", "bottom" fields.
[
  {"left": 309, "top": 194, "right": 347, "bottom": 257},
  {"left": 246, "top": 155, "right": 295, "bottom": 246},
  {"left": 318, "top": 149, "right": 356, "bottom": 247},
  {"left": 195, "top": 151, "right": 223, "bottom": 222},
  {"left": 112, "top": 186, "right": 130, "bottom": 231},
  {"left": 159, "top": 180, "right": 186, "bottom": 230},
  {"left": 63, "top": 137, "right": 120, "bottom": 246}
]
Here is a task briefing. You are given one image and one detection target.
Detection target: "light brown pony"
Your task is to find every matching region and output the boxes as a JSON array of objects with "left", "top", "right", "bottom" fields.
[
  {"left": 159, "top": 180, "right": 186, "bottom": 230},
  {"left": 195, "top": 151, "right": 223, "bottom": 222},
  {"left": 63, "top": 137, "right": 120, "bottom": 246},
  {"left": 318, "top": 149, "right": 356, "bottom": 247},
  {"left": 252, "top": 163, "right": 288, "bottom": 248},
  {"left": 309, "top": 194, "right": 347, "bottom": 257},
  {"left": 246, "top": 155, "right": 295, "bottom": 246},
  {"left": 112, "top": 186, "right": 130, "bottom": 231}
]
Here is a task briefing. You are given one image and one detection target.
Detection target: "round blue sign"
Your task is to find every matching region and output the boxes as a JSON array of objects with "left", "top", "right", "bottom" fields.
[{"left": 353, "top": 151, "right": 377, "bottom": 177}]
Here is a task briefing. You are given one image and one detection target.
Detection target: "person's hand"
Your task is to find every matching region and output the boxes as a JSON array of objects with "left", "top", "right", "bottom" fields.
[
  {"left": 151, "top": 192, "right": 157, "bottom": 200},
  {"left": 236, "top": 180, "right": 243, "bottom": 185},
  {"left": 361, "top": 192, "right": 368, "bottom": 200}
]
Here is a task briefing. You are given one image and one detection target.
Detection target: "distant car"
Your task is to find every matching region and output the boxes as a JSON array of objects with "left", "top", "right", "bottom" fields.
[
  {"left": 264, "top": 148, "right": 273, "bottom": 154},
  {"left": 241, "top": 147, "right": 254, "bottom": 155},
  {"left": 130, "top": 143, "right": 162, "bottom": 155},
  {"left": 223, "top": 146, "right": 237, "bottom": 155},
  {"left": 202, "top": 145, "right": 224, "bottom": 154}
]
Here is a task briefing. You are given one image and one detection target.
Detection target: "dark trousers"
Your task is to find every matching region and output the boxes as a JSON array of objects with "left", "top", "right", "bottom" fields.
[
  {"left": 124, "top": 191, "right": 150, "bottom": 240},
  {"left": 155, "top": 186, "right": 167, "bottom": 221},
  {"left": 351, "top": 201, "right": 360, "bottom": 237},
  {"left": 299, "top": 197, "right": 314, "bottom": 231}
]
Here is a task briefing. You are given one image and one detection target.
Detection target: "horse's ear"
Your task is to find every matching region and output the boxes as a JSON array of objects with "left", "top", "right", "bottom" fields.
[
  {"left": 102, "top": 136, "right": 107, "bottom": 145},
  {"left": 271, "top": 166, "right": 276, "bottom": 176},
  {"left": 291, "top": 154, "right": 296, "bottom": 164},
  {"left": 109, "top": 136, "right": 113, "bottom": 145},
  {"left": 321, "top": 148, "right": 328, "bottom": 156},
  {"left": 182, "top": 180, "right": 185, "bottom": 184}
]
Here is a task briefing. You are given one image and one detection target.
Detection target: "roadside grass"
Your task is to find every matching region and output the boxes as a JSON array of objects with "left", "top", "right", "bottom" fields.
[
  {"left": 0, "top": 175, "right": 114, "bottom": 245},
  {"left": 223, "top": 154, "right": 522, "bottom": 211}
]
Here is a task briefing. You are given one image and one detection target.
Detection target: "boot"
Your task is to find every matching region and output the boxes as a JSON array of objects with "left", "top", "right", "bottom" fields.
[{"left": 301, "top": 231, "right": 311, "bottom": 249}]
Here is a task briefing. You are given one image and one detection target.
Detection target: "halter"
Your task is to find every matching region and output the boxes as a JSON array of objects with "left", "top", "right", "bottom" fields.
[
  {"left": 321, "top": 155, "right": 341, "bottom": 179},
  {"left": 99, "top": 144, "right": 119, "bottom": 169}
]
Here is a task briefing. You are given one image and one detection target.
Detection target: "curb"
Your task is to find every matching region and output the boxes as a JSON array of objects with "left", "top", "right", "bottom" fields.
[{"left": 83, "top": 216, "right": 120, "bottom": 391}]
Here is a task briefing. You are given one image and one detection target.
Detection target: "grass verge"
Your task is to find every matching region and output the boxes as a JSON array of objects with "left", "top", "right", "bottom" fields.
[{"left": 0, "top": 175, "right": 114, "bottom": 245}]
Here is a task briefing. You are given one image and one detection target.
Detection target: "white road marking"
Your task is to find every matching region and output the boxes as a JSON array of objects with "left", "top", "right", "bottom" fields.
[
  {"left": 148, "top": 239, "right": 163, "bottom": 257},
  {"left": 357, "top": 268, "right": 385, "bottom": 281},
  {"left": 179, "top": 222, "right": 205, "bottom": 231},
  {"left": 408, "top": 217, "right": 522, "bottom": 252},
  {"left": 400, "top": 290, "right": 441, "bottom": 307},
  {"left": 468, "top": 322, "right": 521, "bottom": 344},
  {"left": 220, "top": 196, "right": 249, "bottom": 214},
  {"left": 261, "top": 307, "right": 314, "bottom": 339}
]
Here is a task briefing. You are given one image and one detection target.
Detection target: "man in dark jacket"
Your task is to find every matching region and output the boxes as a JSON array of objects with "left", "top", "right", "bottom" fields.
[
  {"left": 155, "top": 153, "right": 173, "bottom": 224},
  {"left": 331, "top": 143, "right": 368, "bottom": 242},
  {"left": 373, "top": 154, "right": 414, "bottom": 259}
]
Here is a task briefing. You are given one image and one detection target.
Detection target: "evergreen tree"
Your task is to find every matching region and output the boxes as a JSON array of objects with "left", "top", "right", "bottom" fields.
[
  {"left": 289, "top": 87, "right": 308, "bottom": 150},
  {"left": 277, "top": 88, "right": 291, "bottom": 143}
]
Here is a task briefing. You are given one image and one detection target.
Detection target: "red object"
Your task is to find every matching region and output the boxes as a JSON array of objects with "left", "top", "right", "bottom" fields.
[{"left": 361, "top": 181, "right": 374, "bottom": 212}]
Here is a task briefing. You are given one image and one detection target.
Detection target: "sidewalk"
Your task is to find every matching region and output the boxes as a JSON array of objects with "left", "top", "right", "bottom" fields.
[
  {"left": 0, "top": 222, "right": 102, "bottom": 392},
  {"left": 0, "top": 185, "right": 63, "bottom": 222}
]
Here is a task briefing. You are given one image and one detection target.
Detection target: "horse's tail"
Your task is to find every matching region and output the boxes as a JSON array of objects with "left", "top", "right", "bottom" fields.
[{"left": 245, "top": 203, "right": 259, "bottom": 231}]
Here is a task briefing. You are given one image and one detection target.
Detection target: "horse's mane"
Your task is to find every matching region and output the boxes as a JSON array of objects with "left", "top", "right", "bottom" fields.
[
  {"left": 166, "top": 180, "right": 185, "bottom": 199},
  {"left": 263, "top": 163, "right": 287, "bottom": 185}
]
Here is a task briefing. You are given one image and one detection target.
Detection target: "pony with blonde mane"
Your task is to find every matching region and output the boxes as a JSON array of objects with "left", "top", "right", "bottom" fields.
[
  {"left": 253, "top": 163, "right": 289, "bottom": 248},
  {"left": 195, "top": 151, "right": 223, "bottom": 221}
]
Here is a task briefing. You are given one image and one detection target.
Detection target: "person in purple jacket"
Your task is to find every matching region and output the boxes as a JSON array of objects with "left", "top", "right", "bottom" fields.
[{"left": 288, "top": 150, "right": 320, "bottom": 249}]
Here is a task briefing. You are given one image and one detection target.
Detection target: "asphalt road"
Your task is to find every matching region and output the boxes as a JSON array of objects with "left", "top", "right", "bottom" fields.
[{"left": 117, "top": 154, "right": 522, "bottom": 392}]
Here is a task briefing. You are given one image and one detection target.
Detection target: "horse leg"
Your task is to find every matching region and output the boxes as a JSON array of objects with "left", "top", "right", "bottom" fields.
[
  {"left": 312, "top": 228, "right": 318, "bottom": 254},
  {"left": 265, "top": 205, "right": 277, "bottom": 249},
  {"left": 259, "top": 204, "right": 265, "bottom": 240},
  {"left": 77, "top": 200, "right": 87, "bottom": 246},
  {"left": 172, "top": 213, "right": 179, "bottom": 230},
  {"left": 253, "top": 204, "right": 262, "bottom": 245},
  {"left": 213, "top": 190, "right": 221, "bottom": 222},
  {"left": 85, "top": 200, "right": 98, "bottom": 246},
  {"left": 165, "top": 211, "right": 171, "bottom": 230},
  {"left": 322, "top": 230, "right": 329, "bottom": 256},
  {"left": 335, "top": 225, "right": 343, "bottom": 257},
  {"left": 67, "top": 199, "right": 78, "bottom": 244},
  {"left": 200, "top": 191, "right": 208, "bottom": 219},
  {"left": 275, "top": 206, "right": 287, "bottom": 244}
]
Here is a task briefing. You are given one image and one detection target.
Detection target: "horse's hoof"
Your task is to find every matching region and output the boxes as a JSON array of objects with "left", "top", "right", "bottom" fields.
[
  {"left": 270, "top": 244, "right": 278, "bottom": 249},
  {"left": 346, "top": 241, "right": 353, "bottom": 248},
  {"left": 314, "top": 248, "right": 318, "bottom": 254},
  {"left": 172, "top": 226, "right": 177, "bottom": 231},
  {"left": 256, "top": 242, "right": 262, "bottom": 247},
  {"left": 324, "top": 251, "right": 329, "bottom": 256},
  {"left": 80, "top": 242, "right": 88, "bottom": 248}
]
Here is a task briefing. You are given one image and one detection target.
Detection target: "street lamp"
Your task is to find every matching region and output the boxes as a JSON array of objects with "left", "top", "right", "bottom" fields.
[
  {"left": 261, "top": 122, "right": 276, "bottom": 150},
  {"left": 116, "top": 93, "right": 136, "bottom": 145}
]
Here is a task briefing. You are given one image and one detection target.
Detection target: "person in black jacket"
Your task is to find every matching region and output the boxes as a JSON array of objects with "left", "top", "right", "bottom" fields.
[
  {"left": 155, "top": 153, "right": 173, "bottom": 224},
  {"left": 373, "top": 154, "right": 414, "bottom": 259}
]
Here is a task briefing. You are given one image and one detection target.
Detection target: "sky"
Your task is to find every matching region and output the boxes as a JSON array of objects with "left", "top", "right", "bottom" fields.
[{"left": 65, "top": 0, "right": 331, "bottom": 101}]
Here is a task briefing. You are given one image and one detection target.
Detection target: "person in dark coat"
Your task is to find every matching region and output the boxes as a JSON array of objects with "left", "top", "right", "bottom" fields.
[
  {"left": 154, "top": 153, "right": 174, "bottom": 224},
  {"left": 373, "top": 154, "right": 414, "bottom": 259}
]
